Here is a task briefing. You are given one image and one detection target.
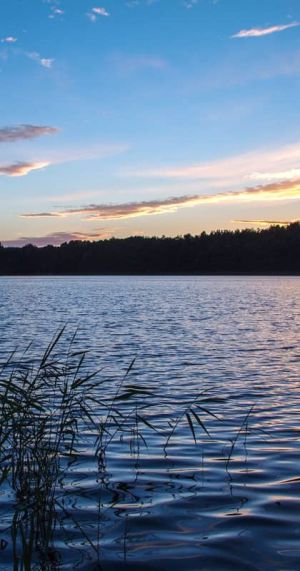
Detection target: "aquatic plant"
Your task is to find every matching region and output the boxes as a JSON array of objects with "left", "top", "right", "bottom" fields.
[
  {"left": 0, "top": 329, "right": 112, "bottom": 568},
  {"left": 0, "top": 329, "right": 216, "bottom": 569}
]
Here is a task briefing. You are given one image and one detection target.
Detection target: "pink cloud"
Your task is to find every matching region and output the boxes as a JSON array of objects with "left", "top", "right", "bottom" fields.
[
  {"left": 2, "top": 230, "right": 110, "bottom": 247},
  {"left": 0, "top": 161, "right": 50, "bottom": 177}
]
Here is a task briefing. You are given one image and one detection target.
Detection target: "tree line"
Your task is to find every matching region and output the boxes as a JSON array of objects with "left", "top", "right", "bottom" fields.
[{"left": 1, "top": 223, "right": 300, "bottom": 275}]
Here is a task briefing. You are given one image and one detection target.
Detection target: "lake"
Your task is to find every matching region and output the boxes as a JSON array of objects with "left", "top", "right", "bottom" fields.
[{"left": 1, "top": 276, "right": 300, "bottom": 570}]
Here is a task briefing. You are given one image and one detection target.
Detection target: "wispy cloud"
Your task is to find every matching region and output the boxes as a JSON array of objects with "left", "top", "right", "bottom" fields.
[
  {"left": 20, "top": 211, "right": 62, "bottom": 218},
  {"left": 126, "top": 0, "right": 141, "bottom": 7},
  {"left": 26, "top": 52, "right": 54, "bottom": 68},
  {"left": 0, "top": 124, "right": 59, "bottom": 143},
  {"left": 0, "top": 141, "right": 128, "bottom": 178},
  {"left": 2, "top": 230, "right": 110, "bottom": 247},
  {"left": 184, "top": 0, "right": 199, "bottom": 9},
  {"left": 42, "top": 141, "right": 129, "bottom": 166},
  {"left": 233, "top": 219, "right": 299, "bottom": 227},
  {"left": 49, "top": 7, "right": 64, "bottom": 19},
  {"left": 1, "top": 36, "right": 17, "bottom": 43},
  {"left": 0, "top": 161, "right": 50, "bottom": 177},
  {"left": 40, "top": 58, "right": 54, "bottom": 68},
  {"left": 21, "top": 178, "right": 300, "bottom": 221},
  {"left": 248, "top": 169, "right": 300, "bottom": 182},
  {"left": 110, "top": 52, "right": 167, "bottom": 74},
  {"left": 127, "top": 143, "right": 300, "bottom": 185},
  {"left": 189, "top": 48, "right": 300, "bottom": 90},
  {"left": 232, "top": 21, "right": 300, "bottom": 39},
  {"left": 125, "top": 1, "right": 172, "bottom": 7},
  {"left": 87, "top": 7, "right": 110, "bottom": 21}
]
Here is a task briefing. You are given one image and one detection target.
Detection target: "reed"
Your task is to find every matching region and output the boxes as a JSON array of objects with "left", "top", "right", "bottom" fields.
[
  {"left": 0, "top": 329, "right": 216, "bottom": 569},
  {"left": 0, "top": 329, "right": 109, "bottom": 568}
]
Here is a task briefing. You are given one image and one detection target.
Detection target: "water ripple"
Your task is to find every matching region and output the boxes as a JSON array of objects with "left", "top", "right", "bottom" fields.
[{"left": 1, "top": 276, "right": 300, "bottom": 570}]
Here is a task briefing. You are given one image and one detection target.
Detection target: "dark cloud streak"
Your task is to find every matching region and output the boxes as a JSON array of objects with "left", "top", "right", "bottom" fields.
[
  {"left": 0, "top": 124, "right": 59, "bottom": 143},
  {"left": 2, "top": 231, "right": 109, "bottom": 248}
]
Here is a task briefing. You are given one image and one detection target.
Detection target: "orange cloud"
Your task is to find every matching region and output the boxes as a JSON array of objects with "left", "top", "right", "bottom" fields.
[
  {"left": 233, "top": 219, "right": 299, "bottom": 227},
  {"left": 21, "top": 178, "right": 300, "bottom": 221}
]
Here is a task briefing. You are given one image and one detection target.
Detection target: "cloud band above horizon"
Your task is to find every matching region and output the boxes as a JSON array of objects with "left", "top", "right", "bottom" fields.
[
  {"left": 1, "top": 230, "right": 110, "bottom": 248},
  {"left": 21, "top": 178, "right": 300, "bottom": 221}
]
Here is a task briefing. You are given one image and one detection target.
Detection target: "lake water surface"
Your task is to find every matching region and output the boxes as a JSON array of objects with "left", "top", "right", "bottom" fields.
[{"left": 1, "top": 276, "right": 300, "bottom": 570}]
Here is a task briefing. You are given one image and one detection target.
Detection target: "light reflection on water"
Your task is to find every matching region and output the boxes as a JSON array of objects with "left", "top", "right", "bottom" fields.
[{"left": 0, "top": 276, "right": 300, "bottom": 570}]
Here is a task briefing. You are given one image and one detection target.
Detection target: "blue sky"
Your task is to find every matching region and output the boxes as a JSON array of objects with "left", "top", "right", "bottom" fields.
[{"left": 1, "top": 0, "right": 300, "bottom": 245}]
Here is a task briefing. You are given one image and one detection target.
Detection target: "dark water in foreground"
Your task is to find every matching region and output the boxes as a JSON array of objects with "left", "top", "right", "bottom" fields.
[{"left": 1, "top": 276, "right": 300, "bottom": 570}]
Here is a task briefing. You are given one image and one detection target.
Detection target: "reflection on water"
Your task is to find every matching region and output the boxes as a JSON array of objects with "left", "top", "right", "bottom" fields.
[{"left": 0, "top": 276, "right": 300, "bottom": 570}]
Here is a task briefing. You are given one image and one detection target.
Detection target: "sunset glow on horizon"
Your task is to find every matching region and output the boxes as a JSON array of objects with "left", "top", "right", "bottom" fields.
[{"left": 1, "top": 0, "right": 300, "bottom": 246}]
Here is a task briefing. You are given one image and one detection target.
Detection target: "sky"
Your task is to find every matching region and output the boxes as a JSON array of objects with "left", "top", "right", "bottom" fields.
[{"left": 1, "top": 0, "right": 300, "bottom": 246}]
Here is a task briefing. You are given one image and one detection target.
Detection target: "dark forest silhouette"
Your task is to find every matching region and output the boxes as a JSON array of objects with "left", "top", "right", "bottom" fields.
[{"left": 1, "top": 223, "right": 300, "bottom": 275}]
